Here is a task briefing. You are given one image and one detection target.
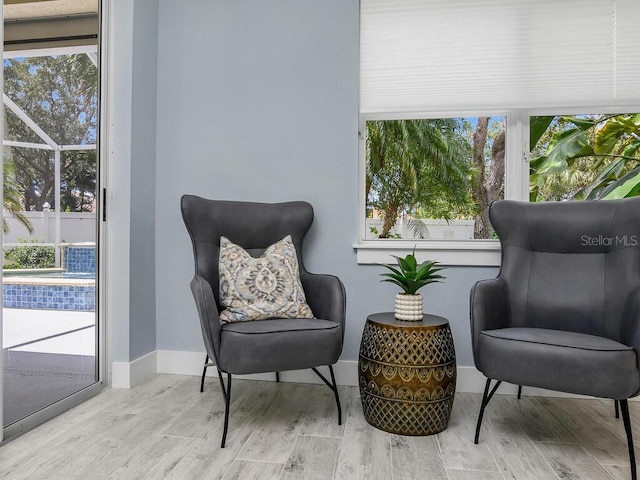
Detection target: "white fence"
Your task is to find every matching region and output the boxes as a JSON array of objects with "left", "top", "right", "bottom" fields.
[
  {"left": 366, "top": 218, "right": 475, "bottom": 240},
  {"left": 4, "top": 211, "right": 96, "bottom": 244}
]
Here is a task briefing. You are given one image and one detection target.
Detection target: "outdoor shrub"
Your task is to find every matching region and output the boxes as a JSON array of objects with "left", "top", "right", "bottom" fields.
[{"left": 4, "top": 240, "right": 55, "bottom": 269}]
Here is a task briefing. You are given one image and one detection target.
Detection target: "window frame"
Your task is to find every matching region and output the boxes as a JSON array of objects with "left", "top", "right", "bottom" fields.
[{"left": 355, "top": 107, "right": 640, "bottom": 266}]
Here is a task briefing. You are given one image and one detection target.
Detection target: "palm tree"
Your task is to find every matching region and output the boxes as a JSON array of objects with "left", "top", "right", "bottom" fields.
[
  {"left": 3, "top": 159, "right": 32, "bottom": 234},
  {"left": 366, "top": 119, "right": 472, "bottom": 238},
  {"left": 3, "top": 103, "right": 32, "bottom": 234}
]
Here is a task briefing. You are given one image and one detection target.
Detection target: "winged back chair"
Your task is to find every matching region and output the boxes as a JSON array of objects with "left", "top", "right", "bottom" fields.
[
  {"left": 181, "top": 195, "right": 346, "bottom": 447},
  {"left": 471, "top": 197, "right": 640, "bottom": 480}
]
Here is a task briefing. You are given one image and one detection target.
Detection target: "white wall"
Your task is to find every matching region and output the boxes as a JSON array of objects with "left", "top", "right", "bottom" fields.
[{"left": 152, "top": 0, "right": 498, "bottom": 367}]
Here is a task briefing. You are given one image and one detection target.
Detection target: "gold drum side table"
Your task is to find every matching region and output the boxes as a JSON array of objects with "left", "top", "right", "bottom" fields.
[{"left": 358, "top": 312, "right": 457, "bottom": 435}]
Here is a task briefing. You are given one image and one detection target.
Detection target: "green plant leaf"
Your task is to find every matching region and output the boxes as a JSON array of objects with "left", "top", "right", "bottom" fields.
[
  {"left": 381, "top": 278, "right": 408, "bottom": 292},
  {"left": 380, "top": 254, "right": 445, "bottom": 294},
  {"left": 622, "top": 139, "right": 640, "bottom": 158},
  {"left": 529, "top": 185, "right": 539, "bottom": 202},
  {"left": 405, "top": 253, "right": 418, "bottom": 272},
  {"left": 396, "top": 255, "right": 411, "bottom": 273},
  {"left": 571, "top": 157, "right": 627, "bottom": 200},
  {"left": 380, "top": 264, "right": 403, "bottom": 277},
  {"left": 594, "top": 117, "right": 637, "bottom": 155},
  {"left": 534, "top": 126, "right": 594, "bottom": 175},
  {"left": 565, "top": 144, "right": 595, "bottom": 169},
  {"left": 382, "top": 273, "right": 407, "bottom": 288},
  {"left": 530, "top": 116, "right": 554, "bottom": 152},
  {"left": 563, "top": 116, "right": 597, "bottom": 129},
  {"left": 415, "top": 261, "right": 444, "bottom": 281},
  {"left": 601, "top": 167, "right": 640, "bottom": 199}
]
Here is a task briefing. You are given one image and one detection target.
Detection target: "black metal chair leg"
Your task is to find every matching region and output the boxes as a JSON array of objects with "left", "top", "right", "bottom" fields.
[
  {"left": 615, "top": 399, "right": 620, "bottom": 419},
  {"left": 474, "top": 378, "right": 502, "bottom": 444},
  {"left": 517, "top": 385, "right": 522, "bottom": 400},
  {"left": 328, "top": 365, "right": 342, "bottom": 425},
  {"left": 200, "top": 355, "right": 209, "bottom": 393},
  {"left": 216, "top": 366, "right": 227, "bottom": 401},
  {"left": 620, "top": 400, "right": 637, "bottom": 480},
  {"left": 221, "top": 372, "right": 232, "bottom": 448},
  {"left": 276, "top": 371, "right": 280, "bottom": 382},
  {"left": 311, "top": 365, "right": 342, "bottom": 425}
]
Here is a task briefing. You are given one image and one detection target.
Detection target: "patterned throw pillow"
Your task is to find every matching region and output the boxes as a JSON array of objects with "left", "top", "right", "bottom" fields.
[{"left": 218, "top": 235, "right": 314, "bottom": 324}]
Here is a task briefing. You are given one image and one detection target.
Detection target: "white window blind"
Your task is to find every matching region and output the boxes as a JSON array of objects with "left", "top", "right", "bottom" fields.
[
  {"left": 360, "top": 0, "right": 640, "bottom": 114},
  {"left": 616, "top": 0, "right": 640, "bottom": 103}
]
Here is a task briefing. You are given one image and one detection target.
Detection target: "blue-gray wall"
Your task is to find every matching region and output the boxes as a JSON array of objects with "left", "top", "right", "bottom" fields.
[
  {"left": 129, "top": 0, "right": 159, "bottom": 360},
  {"left": 151, "top": 0, "right": 497, "bottom": 366}
]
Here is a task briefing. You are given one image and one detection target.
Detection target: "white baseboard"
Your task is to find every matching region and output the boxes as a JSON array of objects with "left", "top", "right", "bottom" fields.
[
  {"left": 110, "top": 349, "right": 630, "bottom": 400},
  {"left": 111, "top": 350, "right": 157, "bottom": 388},
  {"left": 153, "top": 350, "right": 603, "bottom": 399},
  {"left": 156, "top": 350, "right": 360, "bottom": 386}
]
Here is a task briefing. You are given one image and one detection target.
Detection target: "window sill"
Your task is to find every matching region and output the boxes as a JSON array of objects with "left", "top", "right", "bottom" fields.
[{"left": 354, "top": 240, "right": 501, "bottom": 266}]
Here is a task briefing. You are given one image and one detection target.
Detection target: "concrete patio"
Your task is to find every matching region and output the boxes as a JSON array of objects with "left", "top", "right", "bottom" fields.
[{"left": 3, "top": 308, "right": 96, "bottom": 425}]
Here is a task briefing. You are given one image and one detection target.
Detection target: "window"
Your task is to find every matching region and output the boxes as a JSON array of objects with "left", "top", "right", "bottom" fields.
[
  {"left": 365, "top": 116, "right": 505, "bottom": 241},
  {"left": 357, "top": 111, "right": 640, "bottom": 265},
  {"left": 357, "top": 0, "right": 640, "bottom": 265},
  {"left": 530, "top": 113, "right": 640, "bottom": 202}
]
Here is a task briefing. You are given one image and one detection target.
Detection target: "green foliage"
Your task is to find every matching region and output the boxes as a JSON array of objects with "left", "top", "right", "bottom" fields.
[
  {"left": 530, "top": 114, "right": 640, "bottom": 201},
  {"left": 3, "top": 160, "right": 32, "bottom": 234},
  {"left": 4, "top": 55, "right": 97, "bottom": 212},
  {"left": 532, "top": 120, "right": 594, "bottom": 176},
  {"left": 379, "top": 249, "right": 445, "bottom": 295},
  {"left": 530, "top": 116, "right": 554, "bottom": 150},
  {"left": 601, "top": 168, "right": 640, "bottom": 199},
  {"left": 4, "top": 239, "right": 55, "bottom": 269},
  {"left": 366, "top": 119, "right": 473, "bottom": 237}
]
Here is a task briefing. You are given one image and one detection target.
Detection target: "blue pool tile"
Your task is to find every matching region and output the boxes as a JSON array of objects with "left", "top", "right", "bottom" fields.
[{"left": 3, "top": 283, "right": 95, "bottom": 311}]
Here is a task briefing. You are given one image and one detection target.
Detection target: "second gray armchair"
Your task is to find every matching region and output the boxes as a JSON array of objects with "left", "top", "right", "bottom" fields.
[{"left": 471, "top": 197, "right": 640, "bottom": 480}]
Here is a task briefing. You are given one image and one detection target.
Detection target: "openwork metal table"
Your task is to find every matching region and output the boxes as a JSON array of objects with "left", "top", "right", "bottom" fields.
[{"left": 358, "top": 312, "right": 457, "bottom": 435}]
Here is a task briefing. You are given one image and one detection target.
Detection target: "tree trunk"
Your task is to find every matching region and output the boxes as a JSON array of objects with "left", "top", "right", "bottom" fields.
[
  {"left": 472, "top": 118, "right": 490, "bottom": 239},
  {"left": 472, "top": 120, "right": 506, "bottom": 239},
  {"left": 380, "top": 203, "right": 400, "bottom": 238},
  {"left": 487, "top": 129, "right": 505, "bottom": 206}
]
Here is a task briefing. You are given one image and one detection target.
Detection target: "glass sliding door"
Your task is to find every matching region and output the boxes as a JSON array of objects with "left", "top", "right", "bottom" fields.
[{"left": 2, "top": 1, "right": 102, "bottom": 438}]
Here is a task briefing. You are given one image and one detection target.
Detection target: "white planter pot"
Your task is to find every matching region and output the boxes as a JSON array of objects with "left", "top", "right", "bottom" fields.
[{"left": 394, "top": 293, "right": 424, "bottom": 321}]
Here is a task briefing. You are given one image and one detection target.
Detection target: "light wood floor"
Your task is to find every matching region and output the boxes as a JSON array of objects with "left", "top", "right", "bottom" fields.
[{"left": 0, "top": 374, "right": 638, "bottom": 479}]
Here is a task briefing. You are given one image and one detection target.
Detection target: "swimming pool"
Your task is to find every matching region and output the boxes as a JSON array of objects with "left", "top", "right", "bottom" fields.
[
  {"left": 2, "top": 277, "right": 96, "bottom": 311},
  {"left": 3, "top": 272, "right": 95, "bottom": 311},
  {"left": 2, "top": 245, "right": 96, "bottom": 311},
  {"left": 3, "top": 271, "right": 95, "bottom": 280}
]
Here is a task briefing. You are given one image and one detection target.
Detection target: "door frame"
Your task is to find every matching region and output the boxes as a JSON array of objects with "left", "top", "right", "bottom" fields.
[{"left": 1, "top": 0, "right": 109, "bottom": 442}]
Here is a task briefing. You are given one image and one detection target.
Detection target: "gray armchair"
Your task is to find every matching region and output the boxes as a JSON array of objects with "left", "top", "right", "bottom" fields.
[
  {"left": 181, "top": 195, "right": 345, "bottom": 447},
  {"left": 471, "top": 197, "right": 640, "bottom": 480}
]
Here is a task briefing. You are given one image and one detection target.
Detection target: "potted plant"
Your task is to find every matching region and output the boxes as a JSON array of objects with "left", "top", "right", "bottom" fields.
[{"left": 380, "top": 249, "right": 445, "bottom": 321}]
